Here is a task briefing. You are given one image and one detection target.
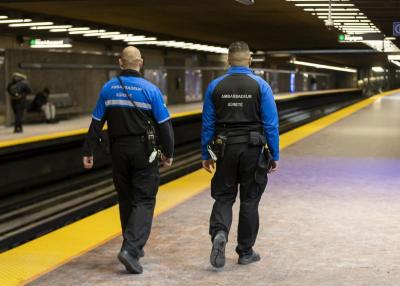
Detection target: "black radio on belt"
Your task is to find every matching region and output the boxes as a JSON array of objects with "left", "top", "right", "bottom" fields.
[{"left": 208, "top": 134, "right": 227, "bottom": 160}]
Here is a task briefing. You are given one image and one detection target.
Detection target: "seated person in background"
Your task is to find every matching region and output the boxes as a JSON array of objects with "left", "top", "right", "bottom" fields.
[{"left": 29, "top": 88, "right": 57, "bottom": 123}]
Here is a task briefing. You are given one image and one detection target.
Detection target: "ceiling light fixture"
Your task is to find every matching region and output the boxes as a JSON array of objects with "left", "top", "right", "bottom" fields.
[
  {"left": 69, "top": 29, "right": 105, "bottom": 35},
  {"left": 0, "top": 19, "right": 31, "bottom": 24},
  {"left": 83, "top": 31, "right": 120, "bottom": 37},
  {"left": 31, "top": 25, "right": 72, "bottom": 30},
  {"left": 234, "top": 0, "right": 255, "bottom": 5},
  {"left": 371, "top": 66, "right": 384, "bottom": 72},
  {"left": 68, "top": 27, "right": 90, "bottom": 31},
  {"left": 9, "top": 21, "right": 53, "bottom": 27},
  {"left": 291, "top": 59, "right": 357, "bottom": 73}
]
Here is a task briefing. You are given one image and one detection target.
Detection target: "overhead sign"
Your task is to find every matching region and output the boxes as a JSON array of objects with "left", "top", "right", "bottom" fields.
[
  {"left": 338, "top": 33, "right": 384, "bottom": 43},
  {"left": 29, "top": 38, "right": 72, "bottom": 48},
  {"left": 394, "top": 22, "right": 400, "bottom": 37},
  {"left": 338, "top": 34, "right": 363, "bottom": 42}
]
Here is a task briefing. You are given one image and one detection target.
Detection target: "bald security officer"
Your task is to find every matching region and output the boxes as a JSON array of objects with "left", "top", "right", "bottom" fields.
[
  {"left": 83, "top": 46, "right": 174, "bottom": 274},
  {"left": 201, "top": 41, "right": 279, "bottom": 268}
]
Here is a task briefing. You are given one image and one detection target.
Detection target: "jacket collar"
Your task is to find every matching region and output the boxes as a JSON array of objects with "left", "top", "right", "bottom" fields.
[
  {"left": 227, "top": 66, "right": 253, "bottom": 74},
  {"left": 120, "top": 69, "right": 142, "bottom": 77}
]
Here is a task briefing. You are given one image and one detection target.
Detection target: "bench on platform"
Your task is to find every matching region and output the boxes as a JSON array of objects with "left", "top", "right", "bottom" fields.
[{"left": 25, "top": 93, "right": 82, "bottom": 122}]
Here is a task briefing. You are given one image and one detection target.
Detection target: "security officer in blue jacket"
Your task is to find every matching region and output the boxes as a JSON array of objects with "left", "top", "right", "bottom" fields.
[
  {"left": 82, "top": 46, "right": 174, "bottom": 274},
  {"left": 201, "top": 41, "right": 279, "bottom": 268}
]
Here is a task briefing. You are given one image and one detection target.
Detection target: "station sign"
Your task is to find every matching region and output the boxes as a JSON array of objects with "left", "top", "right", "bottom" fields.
[
  {"left": 338, "top": 33, "right": 384, "bottom": 43},
  {"left": 29, "top": 38, "right": 72, "bottom": 48},
  {"left": 394, "top": 22, "right": 400, "bottom": 37}
]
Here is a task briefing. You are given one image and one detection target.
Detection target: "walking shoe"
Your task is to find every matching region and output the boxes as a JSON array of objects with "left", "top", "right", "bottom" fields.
[
  {"left": 238, "top": 251, "right": 261, "bottom": 265},
  {"left": 118, "top": 250, "right": 143, "bottom": 274},
  {"left": 210, "top": 231, "right": 227, "bottom": 268},
  {"left": 139, "top": 249, "right": 145, "bottom": 258}
]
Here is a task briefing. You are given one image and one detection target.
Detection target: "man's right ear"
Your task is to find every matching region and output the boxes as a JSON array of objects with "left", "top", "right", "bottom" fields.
[{"left": 118, "top": 58, "right": 124, "bottom": 69}]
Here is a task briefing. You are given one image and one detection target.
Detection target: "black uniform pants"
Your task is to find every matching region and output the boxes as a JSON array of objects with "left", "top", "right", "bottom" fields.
[
  {"left": 11, "top": 98, "right": 26, "bottom": 131},
  {"left": 210, "top": 143, "right": 268, "bottom": 256},
  {"left": 111, "top": 136, "right": 160, "bottom": 258}
]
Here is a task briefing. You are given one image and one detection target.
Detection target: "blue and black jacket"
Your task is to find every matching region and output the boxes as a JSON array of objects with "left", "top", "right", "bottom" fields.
[
  {"left": 201, "top": 66, "right": 279, "bottom": 161},
  {"left": 83, "top": 69, "right": 174, "bottom": 157}
]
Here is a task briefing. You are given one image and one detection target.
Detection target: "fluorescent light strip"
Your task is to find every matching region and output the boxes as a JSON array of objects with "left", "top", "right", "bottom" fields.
[
  {"left": 127, "top": 37, "right": 157, "bottom": 42},
  {"left": 296, "top": 4, "right": 354, "bottom": 7},
  {"left": 101, "top": 33, "right": 129, "bottom": 39},
  {"left": 9, "top": 21, "right": 53, "bottom": 27},
  {"left": 31, "top": 25, "right": 72, "bottom": 30},
  {"left": 391, "top": 60, "right": 400, "bottom": 68},
  {"left": 123, "top": 36, "right": 156, "bottom": 42},
  {"left": 31, "top": 44, "right": 72, "bottom": 49},
  {"left": 319, "top": 16, "right": 360, "bottom": 19},
  {"left": 68, "top": 27, "right": 90, "bottom": 31},
  {"left": 314, "top": 13, "right": 360, "bottom": 15},
  {"left": 287, "top": 0, "right": 350, "bottom": 2},
  {"left": 304, "top": 8, "right": 359, "bottom": 11},
  {"left": 324, "top": 19, "right": 370, "bottom": 22},
  {"left": 291, "top": 60, "right": 357, "bottom": 73},
  {"left": 83, "top": 31, "right": 120, "bottom": 37},
  {"left": 69, "top": 29, "right": 105, "bottom": 35},
  {"left": 371, "top": 66, "right": 384, "bottom": 72},
  {"left": 50, "top": 28, "right": 68, "bottom": 32},
  {"left": 0, "top": 15, "right": 8, "bottom": 19},
  {"left": 0, "top": 19, "right": 31, "bottom": 24}
]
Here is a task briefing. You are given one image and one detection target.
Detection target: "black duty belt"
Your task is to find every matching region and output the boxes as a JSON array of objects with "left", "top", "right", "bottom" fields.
[{"left": 226, "top": 135, "right": 250, "bottom": 145}]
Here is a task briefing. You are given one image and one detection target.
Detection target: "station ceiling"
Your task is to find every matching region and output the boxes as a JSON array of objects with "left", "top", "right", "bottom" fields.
[{"left": 0, "top": 0, "right": 398, "bottom": 68}]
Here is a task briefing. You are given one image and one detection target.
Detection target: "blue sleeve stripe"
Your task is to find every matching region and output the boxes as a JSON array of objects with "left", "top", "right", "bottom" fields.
[
  {"left": 92, "top": 115, "right": 102, "bottom": 121},
  {"left": 157, "top": 116, "right": 170, "bottom": 124}
]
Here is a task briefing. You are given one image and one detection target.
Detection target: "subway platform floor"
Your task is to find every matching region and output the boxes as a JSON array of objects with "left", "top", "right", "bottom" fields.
[{"left": 25, "top": 92, "right": 400, "bottom": 285}]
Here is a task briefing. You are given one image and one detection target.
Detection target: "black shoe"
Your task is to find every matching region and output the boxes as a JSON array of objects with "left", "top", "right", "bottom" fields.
[
  {"left": 14, "top": 127, "right": 23, "bottom": 133},
  {"left": 238, "top": 251, "right": 261, "bottom": 265},
  {"left": 210, "top": 231, "right": 227, "bottom": 268},
  {"left": 118, "top": 250, "right": 143, "bottom": 274}
]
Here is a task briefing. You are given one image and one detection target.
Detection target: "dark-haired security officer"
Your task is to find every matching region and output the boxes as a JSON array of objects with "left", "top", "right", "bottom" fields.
[
  {"left": 201, "top": 41, "right": 279, "bottom": 268},
  {"left": 82, "top": 46, "right": 174, "bottom": 274}
]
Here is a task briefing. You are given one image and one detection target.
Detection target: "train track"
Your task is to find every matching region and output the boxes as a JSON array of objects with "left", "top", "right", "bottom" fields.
[{"left": 0, "top": 90, "right": 364, "bottom": 251}]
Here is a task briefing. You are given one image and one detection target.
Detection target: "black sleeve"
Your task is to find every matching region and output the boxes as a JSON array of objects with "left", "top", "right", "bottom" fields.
[
  {"left": 158, "top": 119, "right": 174, "bottom": 158},
  {"left": 83, "top": 119, "right": 106, "bottom": 156}
]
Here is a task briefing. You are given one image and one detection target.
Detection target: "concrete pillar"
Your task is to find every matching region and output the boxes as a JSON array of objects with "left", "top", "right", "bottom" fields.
[{"left": 165, "top": 58, "right": 185, "bottom": 105}]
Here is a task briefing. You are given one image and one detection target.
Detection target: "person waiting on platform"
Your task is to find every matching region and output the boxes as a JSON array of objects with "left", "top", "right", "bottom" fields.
[
  {"left": 29, "top": 88, "right": 57, "bottom": 123},
  {"left": 7, "top": 72, "right": 32, "bottom": 133}
]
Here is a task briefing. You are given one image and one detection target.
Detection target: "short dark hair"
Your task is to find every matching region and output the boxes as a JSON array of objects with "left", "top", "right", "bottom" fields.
[{"left": 228, "top": 41, "right": 250, "bottom": 55}]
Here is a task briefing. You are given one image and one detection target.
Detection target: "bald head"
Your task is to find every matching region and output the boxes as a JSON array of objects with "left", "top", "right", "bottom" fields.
[
  {"left": 119, "top": 46, "right": 143, "bottom": 70},
  {"left": 228, "top": 41, "right": 252, "bottom": 67}
]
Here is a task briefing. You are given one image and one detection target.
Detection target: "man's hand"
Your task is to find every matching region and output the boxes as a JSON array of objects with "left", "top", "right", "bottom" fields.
[
  {"left": 268, "top": 160, "right": 279, "bottom": 173},
  {"left": 160, "top": 153, "right": 173, "bottom": 167},
  {"left": 202, "top": 159, "right": 215, "bottom": 173},
  {"left": 83, "top": 156, "right": 94, "bottom": 169}
]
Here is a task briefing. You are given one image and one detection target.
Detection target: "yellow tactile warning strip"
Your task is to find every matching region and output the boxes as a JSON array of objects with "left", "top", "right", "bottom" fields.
[
  {"left": 274, "top": 87, "right": 359, "bottom": 101},
  {"left": 280, "top": 88, "right": 400, "bottom": 149},
  {"left": 0, "top": 170, "right": 213, "bottom": 286},
  {"left": 0, "top": 109, "right": 202, "bottom": 149},
  {"left": 0, "top": 88, "right": 398, "bottom": 286}
]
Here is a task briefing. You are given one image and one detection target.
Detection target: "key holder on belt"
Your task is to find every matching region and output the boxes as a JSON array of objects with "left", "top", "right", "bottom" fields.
[{"left": 117, "top": 76, "right": 158, "bottom": 163}]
